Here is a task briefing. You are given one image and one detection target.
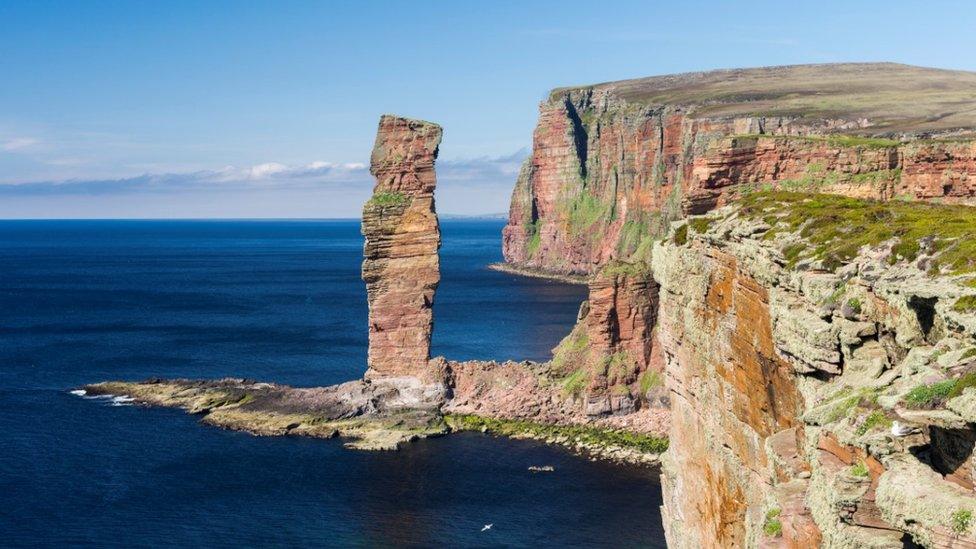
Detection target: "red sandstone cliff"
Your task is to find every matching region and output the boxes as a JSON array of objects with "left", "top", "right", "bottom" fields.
[{"left": 503, "top": 63, "right": 976, "bottom": 276}]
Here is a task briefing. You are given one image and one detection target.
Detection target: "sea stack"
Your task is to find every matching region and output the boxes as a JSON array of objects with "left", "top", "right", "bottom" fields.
[{"left": 362, "top": 115, "right": 444, "bottom": 381}]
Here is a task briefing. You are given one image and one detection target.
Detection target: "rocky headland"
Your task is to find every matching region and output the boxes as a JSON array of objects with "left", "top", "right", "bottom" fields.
[{"left": 82, "top": 63, "right": 976, "bottom": 547}]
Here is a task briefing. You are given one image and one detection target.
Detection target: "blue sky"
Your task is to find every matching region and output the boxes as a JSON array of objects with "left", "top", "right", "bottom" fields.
[{"left": 2, "top": 0, "right": 975, "bottom": 218}]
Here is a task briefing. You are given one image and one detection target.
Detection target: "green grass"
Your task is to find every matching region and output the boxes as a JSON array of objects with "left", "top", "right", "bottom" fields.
[
  {"left": 600, "top": 260, "right": 650, "bottom": 278},
  {"left": 846, "top": 298, "right": 862, "bottom": 314},
  {"left": 905, "top": 379, "right": 958, "bottom": 408},
  {"left": 850, "top": 461, "right": 870, "bottom": 477},
  {"left": 673, "top": 224, "right": 689, "bottom": 246},
  {"left": 763, "top": 508, "right": 783, "bottom": 537},
  {"left": 526, "top": 221, "right": 542, "bottom": 258},
  {"left": 687, "top": 217, "right": 713, "bottom": 234},
  {"left": 954, "top": 296, "right": 976, "bottom": 313},
  {"left": 566, "top": 192, "right": 612, "bottom": 234},
  {"left": 948, "top": 372, "right": 976, "bottom": 399},
  {"left": 963, "top": 348, "right": 976, "bottom": 361},
  {"left": 738, "top": 191, "right": 976, "bottom": 275},
  {"left": 952, "top": 509, "right": 973, "bottom": 533},
  {"left": 551, "top": 330, "right": 588, "bottom": 374},
  {"left": 737, "top": 133, "right": 901, "bottom": 149},
  {"left": 561, "top": 368, "right": 588, "bottom": 397},
  {"left": 444, "top": 414, "right": 669, "bottom": 454},
  {"left": 639, "top": 370, "right": 663, "bottom": 394},
  {"left": 366, "top": 191, "right": 409, "bottom": 207},
  {"left": 855, "top": 410, "right": 892, "bottom": 436}
]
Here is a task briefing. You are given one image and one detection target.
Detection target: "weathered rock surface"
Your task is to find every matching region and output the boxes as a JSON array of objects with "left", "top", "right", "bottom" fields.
[
  {"left": 655, "top": 195, "right": 976, "bottom": 548},
  {"left": 549, "top": 261, "right": 665, "bottom": 417},
  {"left": 362, "top": 115, "right": 443, "bottom": 381},
  {"left": 503, "top": 63, "right": 976, "bottom": 276}
]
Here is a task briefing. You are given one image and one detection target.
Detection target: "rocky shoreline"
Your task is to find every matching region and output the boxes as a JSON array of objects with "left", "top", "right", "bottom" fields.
[{"left": 486, "top": 262, "right": 588, "bottom": 285}]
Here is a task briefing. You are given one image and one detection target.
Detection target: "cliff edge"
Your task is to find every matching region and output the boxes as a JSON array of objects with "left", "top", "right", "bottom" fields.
[{"left": 503, "top": 63, "right": 976, "bottom": 276}]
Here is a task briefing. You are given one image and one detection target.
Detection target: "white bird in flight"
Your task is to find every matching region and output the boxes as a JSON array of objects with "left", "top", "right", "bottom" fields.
[{"left": 481, "top": 524, "right": 493, "bottom": 532}]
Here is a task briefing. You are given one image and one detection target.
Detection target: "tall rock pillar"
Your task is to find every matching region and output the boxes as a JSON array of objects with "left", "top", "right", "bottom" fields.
[{"left": 361, "top": 115, "right": 443, "bottom": 381}]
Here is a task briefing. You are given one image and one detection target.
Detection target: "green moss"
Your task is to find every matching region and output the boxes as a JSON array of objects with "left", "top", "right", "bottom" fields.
[
  {"left": 855, "top": 410, "right": 892, "bottom": 436},
  {"left": 673, "top": 224, "right": 689, "bottom": 246},
  {"left": 954, "top": 295, "right": 976, "bottom": 313},
  {"left": 948, "top": 372, "right": 976, "bottom": 399},
  {"left": 738, "top": 191, "right": 976, "bottom": 275},
  {"left": 952, "top": 509, "right": 973, "bottom": 534},
  {"left": 846, "top": 298, "right": 862, "bottom": 314},
  {"left": 763, "top": 508, "right": 783, "bottom": 537},
  {"left": 366, "top": 191, "right": 409, "bottom": 207},
  {"left": 444, "top": 414, "right": 669, "bottom": 454},
  {"left": 850, "top": 461, "right": 870, "bottom": 477},
  {"left": 823, "top": 387, "right": 879, "bottom": 423},
  {"left": 905, "top": 379, "right": 957, "bottom": 408},
  {"left": 963, "top": 348, "right": 976, "bottom": 361},
  {"left": 962, "top": 278, "right": 976, "bottom": 289},
  {"left": 687, "top": 217, "right": 713, "bottom": 234}
]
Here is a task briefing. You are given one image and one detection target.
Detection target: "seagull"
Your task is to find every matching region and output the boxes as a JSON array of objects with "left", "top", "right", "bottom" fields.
[
  {"left": 481, "top": 524, "right": 493, "bottom": 532},
  {"left": 891, "top": 420, "right": 921, "bottom": 437}
]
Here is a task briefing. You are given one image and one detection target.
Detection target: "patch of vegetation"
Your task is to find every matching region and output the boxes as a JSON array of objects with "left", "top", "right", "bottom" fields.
[
  {"left": 823, "top": 387, "right": 880, "bottom": 424},
  {"left": 948, "top": 372, "right": 976, "bottom": 399},
  {"left": 561, "top": 368, "right": 588, "bottom": 397},
  {"left": 962, "top": 348, "right": 976, "bottom": 361},
  {"left": 444, "top": 414, "right": 669, "bottom": 454},
  {"left": 551, "top": 330, "right": 589, "bottom": 375},
  {"left": 763, "top": 508, "right": 783, "bottom": 537},
  {"left": 904, "top": 379, "right": 957, "bottom": 408},
  {"left": 687, "top": 217, "right": 713, "bottom": 234},
  {"left": 600, "top": 260, "right": 650, "bottom": 278},
  {"left": 952, "top": 509, "right": 973, "bottom": 534},
  {"left": 366, "top": 191, "right": 409, "bottom": 207},
  {"left": 601, "top": 352, "right": 639, "bottom": 387},
  {"left": 526, "top": 221, "right": 542, "bottom": 258},
  {"left": 954, "top": 296, "right": 976, "bottom": 314},
  {"left": 850, "top": 461, "right": 870, "bottom": 478},
  {"left": 962, "top": 278, "right": 976, "bottom": 289},
  {"left": 738, "top": 191, "right": 976, "bottom": 275},
  {"left": 846, "top": 298, "right": 862, "bottom": 314},
  {"left": 566, "top": 192, "right": 612, "bottom": 234},
  {"left": 855, "top": 409, "right": 892, "bottom": 436},
  {"left": 738, "top": 134, "right": 901, "bottom": 149},
  {"left": 639, "top": 370, "right": 663, "bottom": 395},
  {"left": 673, "top": 224, "right": 689, "bottom": 246}
]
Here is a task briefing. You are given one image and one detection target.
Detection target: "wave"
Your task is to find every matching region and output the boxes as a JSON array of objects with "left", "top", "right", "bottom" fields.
[{"left": 69, "top": 389, "right": 135, "bottom": 406}]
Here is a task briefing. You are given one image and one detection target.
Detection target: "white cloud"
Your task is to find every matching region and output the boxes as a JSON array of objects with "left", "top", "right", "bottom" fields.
[{"left": 1, "top": 137, "right": 39, "bottom": 151}]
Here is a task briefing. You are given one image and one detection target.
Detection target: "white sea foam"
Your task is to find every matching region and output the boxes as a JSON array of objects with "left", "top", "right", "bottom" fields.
[
  {"left": 110, "top": 395, "right": 135, "bottom": 406},
  {"left": 69, "top": 389, "right": 87, "bottom": 397}
]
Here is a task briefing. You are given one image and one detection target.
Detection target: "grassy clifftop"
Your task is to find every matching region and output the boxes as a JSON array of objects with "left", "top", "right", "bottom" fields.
[{"left": 551, "top": 63, "right": 976, "bottom": 135}]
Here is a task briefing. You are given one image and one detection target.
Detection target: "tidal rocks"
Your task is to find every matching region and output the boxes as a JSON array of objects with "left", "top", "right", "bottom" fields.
[
  {"left": 503, "top": 63, "right": 976, "bottom": 276},
  {"left": 654, "top": 195, "right": 976, "bottom": 547},
  {"left": 362, "top": 115, "right": 443, "bottom": 381},
  {"left": 82, "top": 378, "right": 448, "bottom": 450}
]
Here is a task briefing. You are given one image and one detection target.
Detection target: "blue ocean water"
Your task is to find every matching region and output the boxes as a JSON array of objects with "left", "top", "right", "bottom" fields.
[{"left": 0, "top": 219, "right": 665, "bottom": 547}]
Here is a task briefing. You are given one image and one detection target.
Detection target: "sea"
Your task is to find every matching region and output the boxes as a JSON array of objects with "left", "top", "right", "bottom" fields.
[{"left": 0, "top": 219, "right": 666, "bottom": 547}]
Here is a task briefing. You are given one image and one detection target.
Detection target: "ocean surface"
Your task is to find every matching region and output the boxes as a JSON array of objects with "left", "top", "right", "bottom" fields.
[{"left": 0, "top": 219, "right": 665, "bottom": 547}]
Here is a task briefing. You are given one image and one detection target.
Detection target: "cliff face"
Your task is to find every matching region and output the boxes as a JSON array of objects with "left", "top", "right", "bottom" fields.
[
  {"left": 655, "top": 193, "right": 976, "bottom": 548},
  {"left": 503, "top": 63, "right": 976, "bottom": 276},
  {"left": 362, "top": 115, "right": 443, "bottom": 381}
]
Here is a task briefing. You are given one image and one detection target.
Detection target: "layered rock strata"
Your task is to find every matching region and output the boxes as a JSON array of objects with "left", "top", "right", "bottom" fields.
[
  {"left": 655, "top": 193, "right": 976, "bottom": 548},
  {"left": 549, "top": 261, "right": 665, "bottom": 417},
  {"left": 503, "top": 63, "right": 976, "bottom": 276},
  {"left": 362, "top": 115, "right": 443, "bottom": 381}
]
